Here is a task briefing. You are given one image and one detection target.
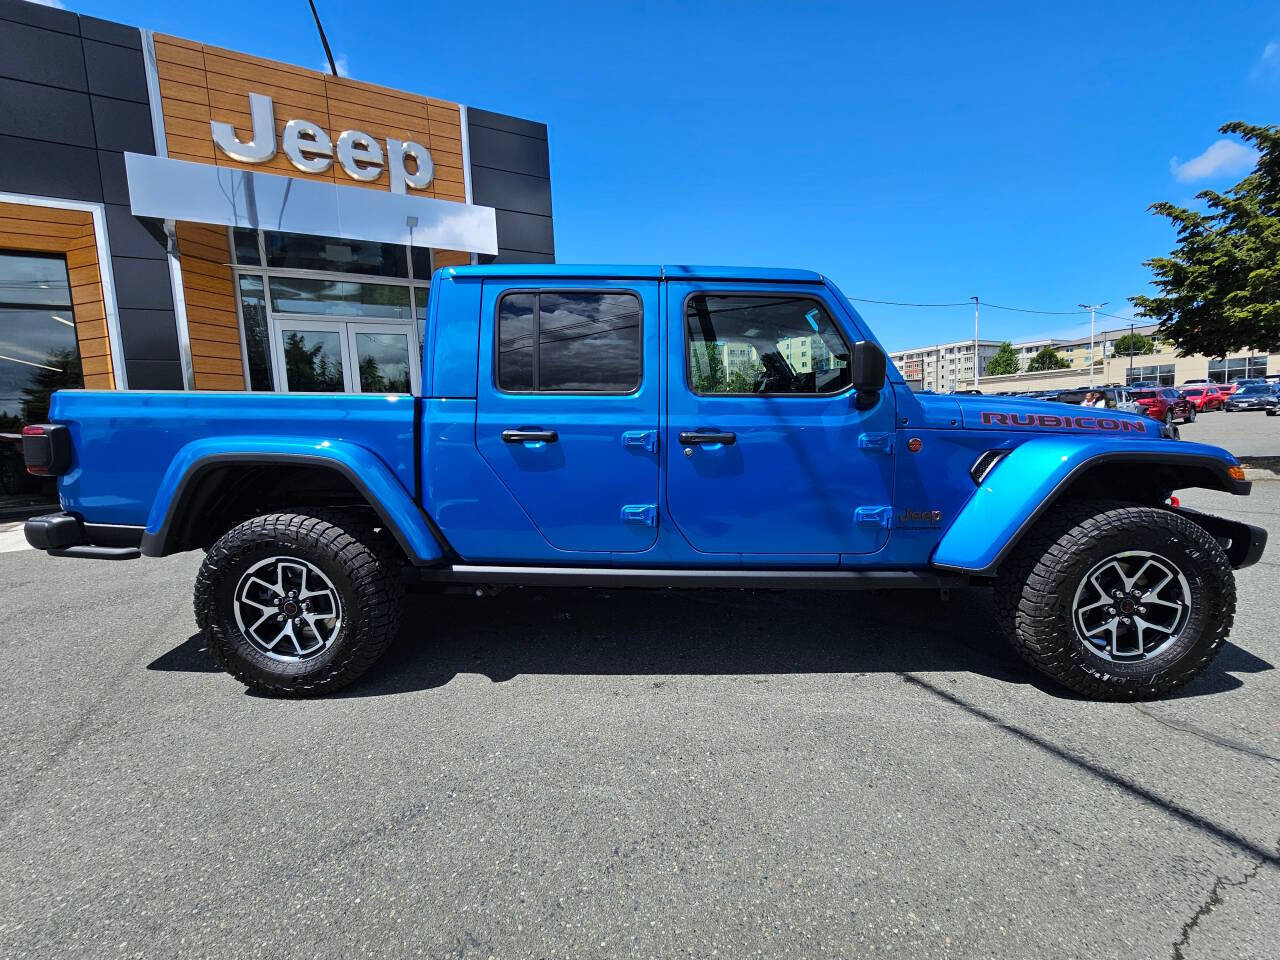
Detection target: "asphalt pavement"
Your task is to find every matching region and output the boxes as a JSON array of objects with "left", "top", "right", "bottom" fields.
[
  {"left": 1170, "top": 405, "right": 1280, "bottom": 460},
  {"left": 1, "top": 485, "right": 1277, "bottom": 959}
]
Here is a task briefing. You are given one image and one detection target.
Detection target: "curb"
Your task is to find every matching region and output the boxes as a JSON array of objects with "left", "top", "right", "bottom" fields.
[{"left": 1239, "top": 456, "right": 1280, "bottom": 481}]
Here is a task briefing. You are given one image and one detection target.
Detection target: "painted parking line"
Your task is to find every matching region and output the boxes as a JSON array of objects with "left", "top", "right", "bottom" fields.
[{"left": 0, "top": 522, "right": 31, "bottom": 553}]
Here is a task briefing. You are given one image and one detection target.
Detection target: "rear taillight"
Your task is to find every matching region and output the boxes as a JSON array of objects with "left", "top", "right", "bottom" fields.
[{"left": 21, "top": 424, "right": 71, "bottom": 477}]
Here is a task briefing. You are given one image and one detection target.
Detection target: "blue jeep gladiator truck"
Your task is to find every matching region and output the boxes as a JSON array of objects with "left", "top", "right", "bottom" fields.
[{"left": 21, "top": 265, "right": 1266, "bottom": 699}]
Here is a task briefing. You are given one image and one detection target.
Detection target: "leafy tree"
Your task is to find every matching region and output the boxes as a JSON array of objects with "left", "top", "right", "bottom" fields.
[
  {"left": 1027, "top": 346, "right": 1070, "bottom": 372},
  {"left": 690, "top": 341, "right": 726, "bottom": 392},
  {"left": 984, "top": 341, "right": 1020, "bottom": 376},
  {"left": 1131, "top": 122, "right": 1280, "bottom": 356},
  {"left": 1111, "top": 332, "right": 1155, "bottom": 357}
]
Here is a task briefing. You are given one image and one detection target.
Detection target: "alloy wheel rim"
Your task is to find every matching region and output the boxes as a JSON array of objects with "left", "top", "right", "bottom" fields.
[
  {"left": 1071, "top": 550, "right": 1191, "bottom": 662},
  {"left": 233, "top": 556, "right": 344, "bottom": 662}
]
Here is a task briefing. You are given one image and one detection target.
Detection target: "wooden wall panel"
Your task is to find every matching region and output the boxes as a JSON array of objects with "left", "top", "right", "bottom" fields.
[
  {"left": 175, "top": 221, "right": 245, "bottom": 390},
  {"left": 0, "top": 202, "right": 114, "bottom": 389},
  {"left": 154, "top": 35, "right": 467, "bottom": 203}
]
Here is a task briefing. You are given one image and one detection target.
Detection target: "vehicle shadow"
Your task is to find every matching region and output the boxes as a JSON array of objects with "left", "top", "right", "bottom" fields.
[{"left": 148, "top": 585, "right": 1272, "bottom": 700}]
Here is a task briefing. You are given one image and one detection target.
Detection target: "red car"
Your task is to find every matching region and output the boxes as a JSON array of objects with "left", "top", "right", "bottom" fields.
[
  {"left": 1181, "top": 385, "right": 1225, "bottom": 411},
  {"left": 1131, "top": 387, "right": 1196, "bottom": 424}
]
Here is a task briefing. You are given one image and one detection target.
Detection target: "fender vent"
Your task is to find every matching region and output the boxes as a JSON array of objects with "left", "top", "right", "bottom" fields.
[{"left": 970, "top": 449, "right": 1009, "bottom": 486}]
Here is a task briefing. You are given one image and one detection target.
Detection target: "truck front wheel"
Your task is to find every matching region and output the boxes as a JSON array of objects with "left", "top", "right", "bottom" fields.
[
  {"left": 994, "top": 502, "right": 1235, "bottom": 700},
  {"left": 194, "top": 511, "right": 403, "bottom": 696}
]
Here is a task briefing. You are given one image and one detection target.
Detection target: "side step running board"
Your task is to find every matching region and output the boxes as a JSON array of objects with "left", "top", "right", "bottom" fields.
[{"left": 416, "top": 565, "right": 970, "bottom": 591}]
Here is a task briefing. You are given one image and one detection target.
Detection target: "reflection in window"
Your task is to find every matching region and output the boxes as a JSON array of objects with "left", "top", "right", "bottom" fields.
[
  {"left": 686, "top": 295, "right": 850, "bottom": 395},
  {"left": 0, "top": 252, "right": 83, "bottom": 507},
  {"left": 410, "top": 247, "right": 432, "bottom": 282},
  {"left": 496, "top": 291, "right": 641, "bottom": 392},
  {"left": 263, "top": 231, "right": 409, "bottom": 277},
  {"left": 232, "top": 228, "right": 260, "bottom": 266},
  {"left": 237, "top": 275, "right": 272, "bottom": 390},
  {"left": 355, "top": 332, "right": 411, "bottom": 393},
  {"left": 269, "top": 276, "right": 411, "bottom": 320},
  {"left": 281, "top": 329, "right": 344, "bottom": 392},
  {"left": 413, "top": 285, "right": 430, "bottom": 346}
]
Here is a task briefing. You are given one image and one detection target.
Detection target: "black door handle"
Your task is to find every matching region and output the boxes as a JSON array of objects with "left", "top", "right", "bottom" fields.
[
  {"left": 679, "top": 431, "right": 736, "bottom": 446},
  {"left": 503, "top": 429, "right": 559, "bottom": 444}
]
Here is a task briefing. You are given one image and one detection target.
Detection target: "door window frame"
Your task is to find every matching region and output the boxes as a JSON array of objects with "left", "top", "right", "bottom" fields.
[
  {"left": 492, "top": 287, "right": 646, "bottom": 396},
  {"left": 680, "top": 289, "right": 856, "bottom": 398}
]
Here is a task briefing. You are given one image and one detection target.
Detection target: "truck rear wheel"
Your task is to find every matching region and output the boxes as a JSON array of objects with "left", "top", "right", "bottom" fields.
[
  {"left": 994, "top": 501, "right": 1235, "bottom": 700},
  {"left": 195, "top": 511, "right": 403, "bottom": 696}
]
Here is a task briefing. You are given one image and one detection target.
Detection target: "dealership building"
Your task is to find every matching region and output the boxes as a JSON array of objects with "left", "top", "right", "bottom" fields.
[{"left": 0, "top": 0, "right": 553, "bottom": 459}]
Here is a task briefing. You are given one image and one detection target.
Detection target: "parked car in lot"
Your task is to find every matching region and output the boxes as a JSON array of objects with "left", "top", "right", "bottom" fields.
[
  {"left": 1265, "top": 392, "right": 1278, "bottom": 416},
  {"left": 1181, "top": 385, "right": 1226, "bottom": 412},
  {"left": 1226, "top": 382, "right": 1280, "bottom": 411},
  {"left": 21, "top": 264, "right": 1265, "bottom": 702},
  {"left": 1131, "top": 387, "right": 1197, "bottom": 424}
]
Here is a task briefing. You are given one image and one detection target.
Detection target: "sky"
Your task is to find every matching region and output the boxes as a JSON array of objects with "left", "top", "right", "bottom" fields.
[{"left": 38, "top": 0, "right": 1280, "bottom": 351}]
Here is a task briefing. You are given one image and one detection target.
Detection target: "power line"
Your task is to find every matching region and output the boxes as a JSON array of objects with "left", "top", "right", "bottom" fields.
[{"left": 848, "top": 295, "right": 1091, "bottom": 317}]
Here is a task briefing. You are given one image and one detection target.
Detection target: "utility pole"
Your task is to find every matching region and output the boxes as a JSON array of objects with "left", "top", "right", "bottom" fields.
[
  {"left": 1078, "top": 302, "right": 1108, "bottom": 388},
  {"left": 971, "top": 296, "right": 980, "bottom": 390},
  {"left": 1128, "top": 321, "right": 1134, "bottom": 380}
]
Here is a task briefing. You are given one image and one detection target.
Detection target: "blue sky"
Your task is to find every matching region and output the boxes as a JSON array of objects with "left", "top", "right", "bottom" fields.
[{"left": 45, "top": 0, "right": 1280, "bottom": 351}]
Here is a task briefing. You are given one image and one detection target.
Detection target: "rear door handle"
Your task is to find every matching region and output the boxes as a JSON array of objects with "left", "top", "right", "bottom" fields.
[
  {"left": 679, "top": 431, "right": 737, "bottom": 446},
  {"left": 502, "top": 429, "right": 559, "bottom": 444}
]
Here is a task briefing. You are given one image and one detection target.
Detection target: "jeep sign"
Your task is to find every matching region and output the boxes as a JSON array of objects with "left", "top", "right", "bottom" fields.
[{"left": 210, "top": 93, "right": 434, "bottom": 195}]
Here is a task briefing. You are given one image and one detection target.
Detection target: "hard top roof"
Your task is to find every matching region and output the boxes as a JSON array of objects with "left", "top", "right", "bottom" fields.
[{"left": 439, "top": 264, "right": 825, "bottom": 283}]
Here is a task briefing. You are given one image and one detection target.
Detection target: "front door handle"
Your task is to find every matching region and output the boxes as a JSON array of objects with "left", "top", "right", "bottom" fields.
[
  {"left": 502, "top": 429, "right": 559, "bottom": 444},
  {"left": 679, "top": 431, "right": 737, "bottom": 446}
]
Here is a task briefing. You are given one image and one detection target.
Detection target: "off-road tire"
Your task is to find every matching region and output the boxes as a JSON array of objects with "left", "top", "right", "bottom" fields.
[
  {"left": 994, "top": 500, "right": 1234, "bottom": 700},
  {"left": 194, "top": 510, "right": 404, "bottom": 696}
]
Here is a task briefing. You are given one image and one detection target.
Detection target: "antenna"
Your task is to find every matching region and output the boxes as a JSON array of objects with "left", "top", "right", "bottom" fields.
[{"left": 307, "top": 0, "right": 340, "bottom": 77}]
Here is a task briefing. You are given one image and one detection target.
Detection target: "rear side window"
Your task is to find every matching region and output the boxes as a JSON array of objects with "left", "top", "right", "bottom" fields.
[
  {"left": 685, "top": 294, "right": 851, "bottom": 395},
  {"left": 497, "top": 291, "right": 642, "bottom": 393}
]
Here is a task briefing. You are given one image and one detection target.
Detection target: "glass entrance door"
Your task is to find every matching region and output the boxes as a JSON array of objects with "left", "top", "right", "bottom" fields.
[{"left": 270, "top": 318, "right": 420, "bottom": 394}]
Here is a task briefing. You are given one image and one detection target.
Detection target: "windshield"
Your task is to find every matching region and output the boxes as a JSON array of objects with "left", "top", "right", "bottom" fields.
[
  {"left": 1238, "top": 385, "right": 1269, "bottom": 395},
  {"left": 1131, "top": 390, "right": 1157, "bottom": 399}
]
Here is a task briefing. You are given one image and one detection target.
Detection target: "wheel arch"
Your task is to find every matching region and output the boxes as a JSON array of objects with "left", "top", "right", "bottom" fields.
[
  {"left": 932, "top": 440, "right": 1251, "bottom": 575},
  {"left": 140, "top": 441, "right": 447, "bottom": 564}
]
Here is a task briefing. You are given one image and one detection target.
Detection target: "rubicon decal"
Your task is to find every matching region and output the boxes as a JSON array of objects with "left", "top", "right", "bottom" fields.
[{"left": 979, "top": 412, "right": 1147, "bottom": 433}]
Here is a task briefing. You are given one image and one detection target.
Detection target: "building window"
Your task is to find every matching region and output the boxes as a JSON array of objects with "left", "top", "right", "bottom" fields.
[
  {"left": 1208, "top": 356, "right": 1268, "bottom": 383},
  {"left": 268, "top": 276, "right": 412, "bottom": 320},
  {"left": 0, "top": 252, "right": 83, "bottom": 510},
  {"left": 1126, "top": 364, "right": 1176, "bottom": 386},
  {"left": 498, "top": 291, "right": 642, "bottom": 393},
  {"left": 237, "top": 275, "right": 272, "bottom": 391},
  {"left": 686, "top": 295, "right": 850, "bottom": 395}
]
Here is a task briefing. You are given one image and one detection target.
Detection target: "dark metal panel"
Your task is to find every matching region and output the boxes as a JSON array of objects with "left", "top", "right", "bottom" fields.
[
  {"left": 0, "top": 20, "right": 86, "bottom": 91},
  {"left": 0, "top": 134, "right": 102, "bottom": 200},
  {"left": 480, "top": 250, "right": 557, "bottom": 265},
  {"left": 123, "top": 359, "right": 184, "bottom": 390},
  {"left": 118, "top": 307, "right": 181, "bottom": 362},
  {"left": 0, "top": 77, "right": 94, "bottom": 146},
  {"left": 465, "top": 107, "right": 547, "bottom": 141},
  {"left": 89, "top": 95, "right": 154, "bottom": 153},
  {"left": 471, "top": 166, "right": 553, "bottom": 217},
  {"left": 466, "top": 124, "right": 550, "bottom": 178},
  {"left": 0, "top": 0, "right": 79, "bottom": 34},
  {"left": 110, "top": 256, "right": 175, "bottom": 311},
  {"left": 83, "top": 38, "right": 148, "bottom": 103},
  {"left": 494, "top": 209, "right": 554, "bottom": 255},
  {"left": 77, "top": 15, "right": 141, "bottom": 50},
  {"left": 97, "top": 149, "right": 129, "bottom": 204},
  {"left": 104, "top": 203, "right": 167, "bottom": 260}
]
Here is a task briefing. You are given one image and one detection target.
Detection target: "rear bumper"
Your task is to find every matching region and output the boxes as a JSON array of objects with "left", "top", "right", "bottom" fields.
[{"left": 24, "top": 512, "right": 144, "bottom": 560}]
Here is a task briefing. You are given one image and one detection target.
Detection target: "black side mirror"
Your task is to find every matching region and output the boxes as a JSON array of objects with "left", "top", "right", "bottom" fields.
[{"left": 850, "top": 340, "right": 886, "bottom": 409}]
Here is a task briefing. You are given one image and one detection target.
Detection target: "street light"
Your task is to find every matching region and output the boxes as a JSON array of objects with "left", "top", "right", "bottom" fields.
[{"left": 1078, "top": 302, "right": 1108, "bottom": 388}]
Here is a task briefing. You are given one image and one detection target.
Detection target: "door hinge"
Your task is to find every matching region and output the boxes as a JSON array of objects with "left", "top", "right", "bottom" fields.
[
  {"left": 854, "top": 505, "right": 892, "bottom": 528},
  {"left": 858, "top": 432, "right": 894, "bottom": 454},
  {"left": 620, "top": 504, "right": 658, "bottom": 527},
  {"left": 621, "top": 430, "right": 658, "bottom": 453}
]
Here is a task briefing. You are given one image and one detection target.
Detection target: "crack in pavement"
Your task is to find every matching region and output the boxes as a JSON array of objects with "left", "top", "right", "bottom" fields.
[
  {"left": 1131, "top": 704, "right": 1280, "bottom": 765},
  {"left": 898, "top": 673, "right": 1280, "bottom": 867},
  {"left": 1171, "top": 849, "right": 1274, "bottom": 960}
]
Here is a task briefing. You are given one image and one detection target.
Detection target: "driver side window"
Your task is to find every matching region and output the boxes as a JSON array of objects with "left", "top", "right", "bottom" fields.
[{"left": 685, "top": 294, "right": 851, "bottom": 395}]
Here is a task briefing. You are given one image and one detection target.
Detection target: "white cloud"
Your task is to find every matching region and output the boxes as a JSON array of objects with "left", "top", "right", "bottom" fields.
[
  {"left": 318, "top": 54, "right": 350, "bottom": 78},
  {"left": 1252, "top": 40, "right": 1278, "bottom": 79},
  {"left": 1169, "top": 139, "right": 1259, "bottom": 182},
  {"left": 29, "top": 0, "right": 67, "bottom": 7}
]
